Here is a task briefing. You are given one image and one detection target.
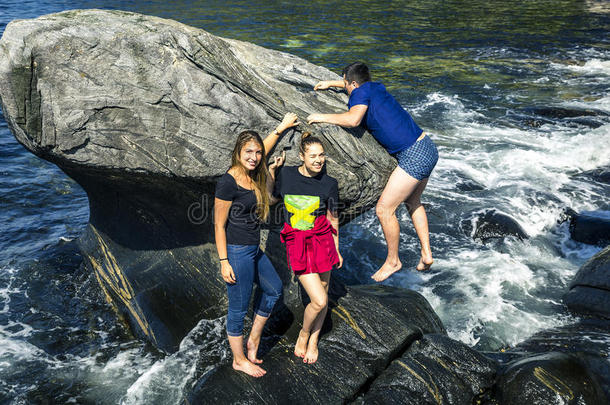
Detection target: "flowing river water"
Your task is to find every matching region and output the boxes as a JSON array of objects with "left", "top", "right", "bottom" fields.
[{"left": 1, "top": 1, "right": 609, "bottom": 403}]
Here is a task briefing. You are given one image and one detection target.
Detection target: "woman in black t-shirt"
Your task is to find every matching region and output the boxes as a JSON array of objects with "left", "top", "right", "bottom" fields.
[
  {"left": 272, "top": 134, "right": 343, "bottom": 364},
  {"left": 214, "top": 113, "right": 298, "bottom": 378}
]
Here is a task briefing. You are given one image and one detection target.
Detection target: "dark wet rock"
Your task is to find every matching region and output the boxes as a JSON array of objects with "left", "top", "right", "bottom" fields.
[
  {"left": 565, "top": 246, "right": 610, "bottom": 319},
  {"left": 461, "top": 209, "right": 528, "bottom": 242},
  {"left": 577, "top": 166, "right": 610, "bottom": 184},
  {"left": 186, "top": 286, "right": 446, "bottom": 403},
  {"left": 529, "top": 107, "right": 609, "bottom": 119},
  {"left": 0, "top": 10, "right": 396, "bottom": 351},
  {"left": 455, "top": 179, "right": 486, "bottom": 192},
  {"left": 361, "top": 333, "right": 498, "bottom": 405},
  {"left": 505, "top": 319, "right": 610, "bottom": 400},
  {"left": 521, "top": 107, "right": 609, "bottom": 129},
  {"left": 569, "top": 212, "right": 610, "bottom": 247},
  {"left": 495, "top": 352, "right": 607, "bottom": 405}
]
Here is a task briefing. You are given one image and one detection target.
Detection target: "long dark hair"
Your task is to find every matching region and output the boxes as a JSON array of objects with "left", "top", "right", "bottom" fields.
[{"left": 230, "top": 130, "right": 269, "bottom": 221}]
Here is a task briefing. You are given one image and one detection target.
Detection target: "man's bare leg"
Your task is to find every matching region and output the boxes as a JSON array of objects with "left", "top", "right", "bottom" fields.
[
  {"left": 295, "top": 273, "right": 328, "bottom": 361},
  {"left": 303, "top": 271, "right": 330, "bottom": 364},
  {"left": 372, "top": 166, "right": 421, "bottom": 282},
  {"left": 246, "top": 314, "right": 269, "bottom": 364},
  {"left": 405, "top": 178, "right": 433, "bottom": 271},
  {"left": 228, "top": 335, "right": 266, "bottom": 377}
]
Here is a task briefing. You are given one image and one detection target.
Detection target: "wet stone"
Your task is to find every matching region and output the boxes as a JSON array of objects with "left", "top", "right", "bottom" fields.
[
  {"left": 495, "top": 352, "right": 607, "bottom": 405},
  {"left": 185, "top": 286, "right": 446, "bottom": 404},
  {"left": 569, "top": 212, "right": 610, "bottom": 247},
  {"left": 565, "top": 245, "right": 610, "bottom": 319},
  {"left": 360, "top": 334, "right": 498, "bottom": 405},
  {"left": 461, "top": 209, "right": 528, "bottom": 242}
]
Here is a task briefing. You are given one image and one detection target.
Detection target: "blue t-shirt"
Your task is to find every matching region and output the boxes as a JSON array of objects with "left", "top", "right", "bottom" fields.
[{"left": 348, "top": 81, "right": 423, "bottom": 154}]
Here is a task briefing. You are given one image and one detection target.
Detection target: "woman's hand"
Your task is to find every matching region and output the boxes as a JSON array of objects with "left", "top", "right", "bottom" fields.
[
  {"left": 221, "top": 261, "right": 236, "bottom": 284},
  {"left": 276, "top": 112, "right": 299, "bottom": 133},
  {"left": 268, "top": 150, "right": 286, "bottom": 179}
]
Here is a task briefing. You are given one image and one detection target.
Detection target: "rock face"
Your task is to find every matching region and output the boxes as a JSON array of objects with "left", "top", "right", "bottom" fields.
[
  {"left": 0, "top": 10, "right": 396, "bottom": 352},
  {"left": 564, "top": 245, "right": 610, "bottom": 319}
]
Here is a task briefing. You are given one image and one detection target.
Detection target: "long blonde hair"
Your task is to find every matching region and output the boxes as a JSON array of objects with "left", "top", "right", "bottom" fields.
[{"left": 230, "top": 131, "right": 269, "bottom": 221}]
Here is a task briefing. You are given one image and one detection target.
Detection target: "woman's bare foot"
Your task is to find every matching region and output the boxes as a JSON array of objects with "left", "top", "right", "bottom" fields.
[
  {"left": 232, "top": 358, "right": 266, "bottom": 377},
  {"left": 246, "top": 336, "right": 263, "bottom": 364},
  {"left": 371, "top": 260, "right": 402, "bottom": 282},
  {"left": 294, "top": 329, "right": 309, "bottom": 358},
  {"left": 416, "top": 250, "right": 433, "bottom": 271},
  {"left": 303, "top": 338, "right": 319, "bottom": 364}
]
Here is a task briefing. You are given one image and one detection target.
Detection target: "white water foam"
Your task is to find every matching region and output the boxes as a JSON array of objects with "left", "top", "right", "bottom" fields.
[
  {"left": 552, "top": 59, "right": 610, "bottom": 76},
  {"left": 120, "top": 318, "right": 228, "bottom": 405}
]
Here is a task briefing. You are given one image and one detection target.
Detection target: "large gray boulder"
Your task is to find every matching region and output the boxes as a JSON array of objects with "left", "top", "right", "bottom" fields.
[{"left": 0, "top": 10, "right": 396, "bottom": 352}]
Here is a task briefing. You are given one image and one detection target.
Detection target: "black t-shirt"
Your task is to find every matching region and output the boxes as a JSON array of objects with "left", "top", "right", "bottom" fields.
[
  {"left": 215, "top": 172, "right": 260, "bottom": 245},
  {"left": 273, "top": 165, "right": 339, "bottom": 230}
]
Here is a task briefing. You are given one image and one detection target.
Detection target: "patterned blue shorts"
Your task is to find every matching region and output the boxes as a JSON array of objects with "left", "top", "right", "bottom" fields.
[{"left": 393, "top": 135, "right": 439, "bottom": 180}]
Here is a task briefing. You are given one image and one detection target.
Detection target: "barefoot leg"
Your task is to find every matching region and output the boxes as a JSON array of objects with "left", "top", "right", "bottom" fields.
[
  {"left": 296, "top": 273, "right": 328, "bottom": 361},
  {"left": 405, "top": 178, "right": 433, "bottom": 271},
  {"left": 294, "top": 329, "right": 309, "bottom": 358},
  {"left": 372, "top": 166, "right": 421, "bottom": 282},
  {"left": 228, "top": 335, "right": 266, "bottom": 377},
  {"left": 246, "top": 314, "right": 268, "bottom": 364},
  {"left": 303, "top": 271, "right": 330, "bottom": 364}
]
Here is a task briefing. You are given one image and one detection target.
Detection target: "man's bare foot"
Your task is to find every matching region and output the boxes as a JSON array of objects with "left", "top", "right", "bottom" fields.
[
  {"left": 233, "top": 358, "right": 266, "bottom": 377},
  {"left": 416, "top": 251, "right": 433, "bottom": 271},
  {"left": 371, "top": 260, "right": 402, "bottom": 282},
  {"left": 246, "top": 336, "right": 263, "bottom": 364},
  {"left": 294, "top": 329, "right": 309, "bottom": 358},
  {"left": 303, "top": 339, "right": 319, "bottom": 364}
]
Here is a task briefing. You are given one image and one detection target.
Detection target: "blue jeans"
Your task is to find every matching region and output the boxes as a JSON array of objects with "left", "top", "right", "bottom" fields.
[{"left": 225, "top": 244, "right": 283, "bottom": 337}]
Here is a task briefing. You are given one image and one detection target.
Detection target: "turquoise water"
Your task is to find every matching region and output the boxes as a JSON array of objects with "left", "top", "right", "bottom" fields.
[{"left": 1, "top": 1, "right": 609, "bottom": 403}]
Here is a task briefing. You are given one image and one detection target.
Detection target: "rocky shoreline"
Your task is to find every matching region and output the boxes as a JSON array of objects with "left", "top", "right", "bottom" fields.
[{"left": 1, "top": 10, "right": 608, "bottom": 404}]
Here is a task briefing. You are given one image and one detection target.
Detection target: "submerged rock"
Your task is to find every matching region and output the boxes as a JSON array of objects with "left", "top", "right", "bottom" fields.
[
  {"left": 0, "top": 9, "right": 396, "bottom": 351},
  {"left": 577, "top": 166, "right": 610, "bottom": 184},
  {"left": 529, "top": 106, "right": 609, "bottom": 119},
  {"left": 186, "top": 286, "right": 446, "bottom": 403},
  {"left": 564, "top": 245, "right": 610, "bottom": 319},
  {"left": 569, "top": 212, "right": 610, "bottom": 247},
  {"left": 461, "top": 209, "right": 528, "bottom": 242},
  {"left": 361, "top": 334, "right": 498, "bottom": 405}
]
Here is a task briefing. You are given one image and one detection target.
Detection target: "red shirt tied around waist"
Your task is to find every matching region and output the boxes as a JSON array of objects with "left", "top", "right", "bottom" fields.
[{"left": 281, "top": 215, "right": 339, "bottom": 274}]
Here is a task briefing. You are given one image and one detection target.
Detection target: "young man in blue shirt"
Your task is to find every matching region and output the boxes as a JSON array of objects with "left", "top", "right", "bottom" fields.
[{"left": 307, "top": 62, "right": 438, "bottom": 282}]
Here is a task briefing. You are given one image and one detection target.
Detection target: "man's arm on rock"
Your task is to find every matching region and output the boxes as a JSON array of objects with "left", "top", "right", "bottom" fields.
[
  {"left": 306, "top": 105, "right": 368, "bottom": 128},
  {"left": 313, "top": 80, "right": 345, "bottom": 91}
]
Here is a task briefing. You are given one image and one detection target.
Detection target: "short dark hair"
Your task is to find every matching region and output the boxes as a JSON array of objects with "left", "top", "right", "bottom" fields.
[{"left": 342, "top": 62, "right": 371, "bottom": 84}]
